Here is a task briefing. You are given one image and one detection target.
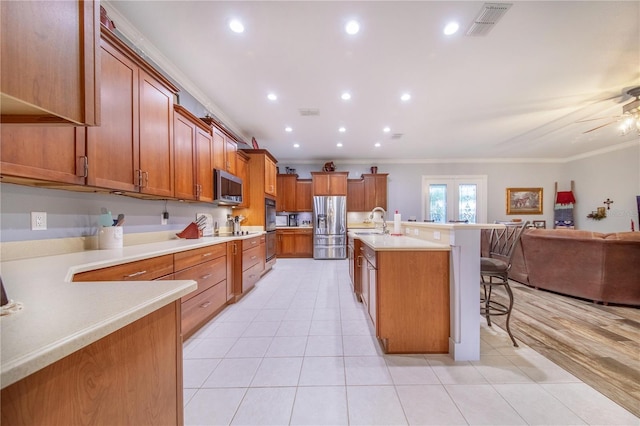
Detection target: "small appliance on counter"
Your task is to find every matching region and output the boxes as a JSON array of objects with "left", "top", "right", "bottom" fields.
[
  {"left": 288, "top": 213, "right": 299, "bottom": 227},
  {"left": 276, "top": 214, "right": 288, "bottom": 227}
]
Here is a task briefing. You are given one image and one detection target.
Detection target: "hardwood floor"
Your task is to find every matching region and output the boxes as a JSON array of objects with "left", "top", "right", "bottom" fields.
[{"left": 485, "top": 281, "right": 640, "bottom": 417}]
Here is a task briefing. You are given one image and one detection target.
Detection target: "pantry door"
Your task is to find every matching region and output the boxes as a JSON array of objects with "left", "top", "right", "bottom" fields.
[{"left": 422, "top": 176, "right": 487, "bottom": 224}]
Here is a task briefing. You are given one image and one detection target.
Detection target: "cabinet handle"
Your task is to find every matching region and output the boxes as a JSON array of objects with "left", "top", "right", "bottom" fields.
[
  {"left": 202, "top": 253, "right": 212, "bottom": 257},
  {"left": 250, "top": 255, "right": 257, "bottom": 260},
  {"left": 142, "top": 171, "right": 149, "bottom": 188},
  {"left": 200, "top": 274, "right": 212, "bottom": 280},
  {"left": 136, "top": 169, "right": 143, "bottom": 188},
  {"left": 78, "top": 156, "right": 88, "bottom": 178},
  {"left": 200, "top": 301, "right": 211, "bottom": 308},
  {"left": 125, "top": 270, "right": 147, "bottom": 278},
  {"left": 233, "top": 243, "right": 237, "bottom": 255},
  {"left": 357, "top": 256, "right": 362, "bottom": 267},
  {"left": 249, "top": 274, "right": 256, "bottom": 279},
  {"left": 251, "top": 240, "right": 257, "bottom": 245}
]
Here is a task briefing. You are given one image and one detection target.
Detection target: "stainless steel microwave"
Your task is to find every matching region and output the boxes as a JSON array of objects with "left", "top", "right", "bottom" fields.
[{"left": 214, "top": 169, "right": 243, "bottom": 205}]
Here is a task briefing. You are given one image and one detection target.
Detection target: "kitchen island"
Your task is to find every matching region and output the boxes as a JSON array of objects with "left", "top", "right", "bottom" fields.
[{"left": 0, "top": 234, "right": 260, "bottom": 425}]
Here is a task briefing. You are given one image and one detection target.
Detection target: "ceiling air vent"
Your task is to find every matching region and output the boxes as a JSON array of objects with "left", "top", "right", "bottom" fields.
[
  {"left": 299, "top": 108, "right": 320, "bottom": 116},
  {"left": 466, "top": 2, "right": 512, "bottom": 37},
  {"left": 390, "top": 133, "right": 403, "bottom": 140}
]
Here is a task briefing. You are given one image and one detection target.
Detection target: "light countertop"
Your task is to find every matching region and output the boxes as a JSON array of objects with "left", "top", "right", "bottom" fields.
[
  {"left": 349, "top": 231, "right": 450, "bottom": 251},
  {"left": 0, "top": 234, "right": 262, "bottom": 389}
]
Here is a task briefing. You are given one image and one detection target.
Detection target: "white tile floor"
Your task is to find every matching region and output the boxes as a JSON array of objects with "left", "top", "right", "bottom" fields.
[{"left": 183, "top": 259, "right": 639, "bottom": 426}]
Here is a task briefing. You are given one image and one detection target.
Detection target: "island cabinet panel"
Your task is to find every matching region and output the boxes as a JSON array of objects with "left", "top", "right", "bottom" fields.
[
  {"left": 0, "top": 301, "right": 183, "bottom": 426},
  {"left": 73, "top": 254, "right": 174, "bottom": 282},
  {"left": 0, "top": 0, "right": 100, "bottom": 125},
  {"left": 376, "top": 250, "right": 450, "bottom": 353},
  {"left": 0, "top": 126, "right": 87, "bottom": 185}
]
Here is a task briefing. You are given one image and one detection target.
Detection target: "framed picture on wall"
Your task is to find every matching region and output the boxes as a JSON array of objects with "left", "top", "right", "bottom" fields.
[
  {"left": 533, "top": 220, "right": 546, "bottom": 229},
  {"left": 506, "top": 187, "right": 543, "bottom": 215}
]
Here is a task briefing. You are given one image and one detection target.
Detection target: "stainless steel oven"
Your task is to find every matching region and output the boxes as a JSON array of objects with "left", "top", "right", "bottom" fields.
[{"left": 265, "top": 198, "right": 276, "bottom": 261}]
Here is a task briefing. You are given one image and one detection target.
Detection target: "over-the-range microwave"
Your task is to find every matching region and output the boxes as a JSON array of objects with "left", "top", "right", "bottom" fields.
[{"left": 214, "top": 169, "right": 243, "bottom": 205}]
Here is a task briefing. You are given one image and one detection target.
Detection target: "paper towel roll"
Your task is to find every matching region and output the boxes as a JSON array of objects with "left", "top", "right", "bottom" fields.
[{"left": 393, "top": 211, "right": 401, "bottom": 234}]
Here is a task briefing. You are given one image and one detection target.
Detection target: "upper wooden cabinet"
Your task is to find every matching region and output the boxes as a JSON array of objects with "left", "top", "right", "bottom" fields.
[
  {"left": 235, "top": 151, "right": 250, "bottom": 208},
  {"left": 276, "top": 174, "right": 297, "bottom": 212},
  {"left": 0, "top": 126, "right": 87, "bottom": 185},
  {"left": 347, "top": 173, "right": 388, "bottom": 211},
  {"left": 1, "top": 1, "right": 100, "bottom": 125},
  {"left": 363, "top": 173, "right": 388, "bottom": 211},
  {"left": 173, "top": 105, "right": 213, "bottom": 202},
  {"left": 235, "top": 149, "right": 278, "bottom": 226},
  {"left": 295, "top": 179, "right": 313, "bottom": 212},
  {"left": 86, "top": 28, "right": 178, "bottom": 198},
  {"left": 311, "top": 172, "right": 348, "bottom": 195},
  {"left": 264, "top": 157, "right": 277, "bottom": 197},
  {"left": 210, "top": 126, "right": 237, "bottom": 176}
]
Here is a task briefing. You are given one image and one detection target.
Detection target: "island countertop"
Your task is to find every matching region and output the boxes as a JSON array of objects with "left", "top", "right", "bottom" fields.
[
  {"left": 348, "top": 231, "right": 451, "bottom": 251},
  {"left": 0, "top": 234, "right": 262, "bottom": 388}
]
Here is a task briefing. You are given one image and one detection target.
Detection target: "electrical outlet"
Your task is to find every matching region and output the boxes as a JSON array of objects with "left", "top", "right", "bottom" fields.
[
  {"left": 31, "top": 212, "right": 47, "bottom": 230},
  {"left": 433, "top": 231, "right": 441, "bottom": 240},
  {"left": 413, "top": 228, "right": 419, "bottom": 236}
]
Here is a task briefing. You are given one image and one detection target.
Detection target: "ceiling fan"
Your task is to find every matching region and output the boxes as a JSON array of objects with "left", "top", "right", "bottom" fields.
[{"left": 578, "top": 86, "right": 640, "bottom": 134}]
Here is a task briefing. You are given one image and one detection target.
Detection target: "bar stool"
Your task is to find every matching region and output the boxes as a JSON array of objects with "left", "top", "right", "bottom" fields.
[{"left": 480, "top": 221, "right": 528, "bottom": 346}]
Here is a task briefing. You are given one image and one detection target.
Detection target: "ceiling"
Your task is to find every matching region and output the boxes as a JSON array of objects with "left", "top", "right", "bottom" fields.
[{"left": 105, "top": 1, "right": 640, "bottom": 163}]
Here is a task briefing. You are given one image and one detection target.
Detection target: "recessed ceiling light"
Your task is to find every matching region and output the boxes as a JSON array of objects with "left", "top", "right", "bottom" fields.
[
  {"left": 374, "top": 142, "right": 381, "bottom": 147},
  {"left": 267, "top": 93, "right": 277, "bottom": 101},
  {"left": 285, "top": 126, "right": 292, "bottom": 132},
  {"left": 345, "top": 20, "right": 360, "bottom": 35},
  {"left": 341, "top": 92, "right": 351, "bottom": 101},
  {"left": 338, "top": 126, "right": 346, "bottom": 133},
  {"left": 443, "top": 22, "right": 459, "bottom": 35},
  {"left": 229, "top": 19, "right": 244, "bottom": 33},
  {"left": 293, "top": 143, "right": 300, "bottom": 148},
  {"left": 337, "top": 142, "right": 343, "bottom": 147},
  {"left": 383, "top": 126, "right": 391, "bottom": 133},
  {"left": 400, "top": 93, "right": 411, "bottom": 102}
]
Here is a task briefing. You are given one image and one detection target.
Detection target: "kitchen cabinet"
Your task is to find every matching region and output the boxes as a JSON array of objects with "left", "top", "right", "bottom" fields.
[
  {"left": 174, "top": 244, "right": 228, "bottom": 338},
  {"left": 210, "top": 125, "right": 237, "bottom": 176},
  {"left": 0, "top": 126, "right": 87, "bottom": 185},
  {"left": 235, "top": 151, "right": 250, "bottom": 208},
  {"left": 230, "top": 235, "right": 264, "bottom": 300},
  {"left": 364, "top": 173, "right": 388, "bottom": 211},
  {"left": 276, "top": 174, "right": 297, "bottom": 211},
  {"left": 311, "top": 171, "right": 348, "bottom": 195},
  {"left": 265, "top": 156, "right": 277, "bottom": 197},
  {"left": 73, "top": 254, "right": 175, "bottom": 282},
  {"left": 295, "top": 179, "right": 313, "bottom": 211},
  {"left": 347, "top": 179, "right": 365, "bottom": 212},
  {"left": 1, "top": 302, "right": 183, "bottom": 426},
  {"left": 355, "top": 240, "right": 450, "bottom": 353},
  {"left": 235, "top": 149, "right": 278, "bottom": 227},
  {"left": 1, "top": 1, "right": 100, "bottom": 125},
  {"left": 86, "top": 28, "right": 178, "bottom": 198},
  {"left": 276, "top": 228, "right": 313, "bottom": 258},
  {"left": 348, "top": 236, "right": 363, "bottom": 300},
  {"left": 173, "top": 105, "right": 214, "bottom": 202}
]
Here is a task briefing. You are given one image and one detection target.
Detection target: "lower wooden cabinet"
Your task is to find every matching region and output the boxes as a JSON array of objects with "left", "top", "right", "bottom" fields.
[
  {"left": 276, "top": 228, "right": 313, "bottom": 258},
  {"left": 1, "top": 302, "right": 183, "bottom": 426},
  {"left": 230, "top": 235, "right": 264, "bottom": 301},
  {"left": 73, "top": 254, "right": 174, "bottom": 281}
]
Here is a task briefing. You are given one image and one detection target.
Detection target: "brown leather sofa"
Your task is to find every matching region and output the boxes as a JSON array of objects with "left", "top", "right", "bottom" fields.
[{"left": 482, "top": 228, "right": 640, "bottom": 306}]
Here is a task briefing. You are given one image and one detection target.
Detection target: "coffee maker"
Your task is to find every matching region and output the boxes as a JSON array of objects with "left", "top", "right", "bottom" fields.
[{"left": 288, "top": 213, "right": 298, "bottom": 227}]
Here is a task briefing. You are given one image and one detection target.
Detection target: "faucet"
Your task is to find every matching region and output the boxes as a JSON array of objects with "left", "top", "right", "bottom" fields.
[{"left": 369, "top": 207, "right": 388, "bottom": 234}]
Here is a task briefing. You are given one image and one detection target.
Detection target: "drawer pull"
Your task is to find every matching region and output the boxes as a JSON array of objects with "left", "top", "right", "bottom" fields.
[
  {"left": 125, "top": 270, "right": 147, "bottom": 278},
  {"left": 250, "top": 255, "right": 257, "bottom": 260},
  {"left": 249, "top": 274, "right": 256, "bottom": 279},
  {"left": 202, "top": 253, "right": 212, "bottom": 257},
  {"left": 200, "top": 301, "right": 211, "bottom": 308},
  {"left": 251, "top": 241, "right": 257, "bottom": 245},
  {"left": 200, "top": 274, "right": 212, "bottom": 280}
]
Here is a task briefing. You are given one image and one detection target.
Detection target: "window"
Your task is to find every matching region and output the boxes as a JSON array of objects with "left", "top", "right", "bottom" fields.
[{"left": 422, "top": 175, "right": 487, "bottom": 224}]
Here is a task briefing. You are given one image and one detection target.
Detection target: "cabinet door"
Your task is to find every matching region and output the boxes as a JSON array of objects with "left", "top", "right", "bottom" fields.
[
  {"left": 368, "top": 264, "right": 377, "bottom": 329},
  {"left": 87, "top": 40, "right": 139, "bottom": 192},
  {"left": 360, "top": 249, "right": 370, "bottom": 310},
  {"left": 295, "top": 180, "right": 313, "bottom": 211},
  {"left": 364, "top": 174, "right": 388, "bottom": 211},
  {"left": 138, "top": 69, "right": 174, "bottom": 197},
  {"left": 212, "top": 128, "right": 226, "bottom": 172},
  {"left": 294, "top": 231, "right": 313, "bottom": 257},
  {"left": 1, "top": 126, "right": 86, "bottom": 185},
  {"left": 173, "top": 110, "right": 197, "bottom": 200},
  {"left": 347, "top": 179, "right": 365, "bottom": 211},
  {"left": 195, "top": 126, "right": 214, "bottom": 202},
  {"left": 312, "top": 174, "right": 331, "bottom": 195},
  {"left": 236, "top": 153, "right": 249, "bottom": 208},
  {"left": 276, "top": 174, "right": 296, "bottom": 211},
  {"left": 1, "top": 0, "right": 99, "bottom": 125},
  {"left": 277, "top": 231, "right": 295, "bottom": 256},
  {"left": 329, "top": 174, "right": 348, "bottom": 195},
  {"left": 225, "top": 137, "right": 237, "bottom": 174},
  {"left": 264, "top": 157, "right": 277, "bottom": 196}
]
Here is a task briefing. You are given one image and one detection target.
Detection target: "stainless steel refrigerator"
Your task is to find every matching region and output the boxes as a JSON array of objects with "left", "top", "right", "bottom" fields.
[{"left": 313, "top": 195, "right": 347, "bottom": 259}]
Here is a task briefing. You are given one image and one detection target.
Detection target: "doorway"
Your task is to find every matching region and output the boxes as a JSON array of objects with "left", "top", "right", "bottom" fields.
[{"left": 422, "top": 175, "right": 487, "bottom": 223}]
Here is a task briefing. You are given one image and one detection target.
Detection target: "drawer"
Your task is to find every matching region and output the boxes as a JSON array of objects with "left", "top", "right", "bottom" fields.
[
  {"left": 73, "top": 254, "right": 174, "bottom": 282},
  {"left": 242, "top": 261, "right": 262, "bottom": 293},
  {"left": 242, "top": 235, "right": 261, "bottom": 251},
  {"left": 181, "top": 280, "right": 226, "bottom": 338},
  {"left": 242, "top": 245, "right": 262, "bottom": 271},
  {"left": 174, "top": 243, "right": 226, "bottom": 271},
  {"left": 361, "top": 244, "right": 377, "bottom": 269},
  {"left": 176, "top": 256, "right": 226, "bottom": 302}
]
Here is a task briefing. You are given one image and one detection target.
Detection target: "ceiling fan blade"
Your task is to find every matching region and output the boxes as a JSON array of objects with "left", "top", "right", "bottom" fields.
[
  {"left": 583, "top": 119, "right": 619, "bottom": 134},
  {"left": 575, "top": 115, "right": 621, "bottom": 123}
]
